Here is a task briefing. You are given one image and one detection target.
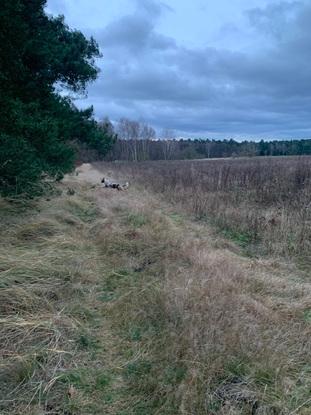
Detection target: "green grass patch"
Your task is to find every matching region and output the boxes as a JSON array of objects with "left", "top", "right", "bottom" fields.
[
  {"left": 164, "top": 365, "right": 187, "bottom": 385},
  {"left": 60, "top": 368, "right": 112, "bottom": 392},
  {"left": 98, "top": 291, "right": 117, "bottom": 302},
  {"left": 127, "top": 325, "right": 143, "bottom": 342},
  {"left": 125, "top": 212, "right": 148, "bottom": 228},
  {"left": 66, "top": 198, "right": 99, "bottom": 223},
  {"left": 225, "top": 358, "right": 249, "bottom": 378},
  {"left": 76, "top": 332, "right": 100, "bottom": 351},
  {"left": 169, "top": 212, "right": 184, "bottom": 225},
  {"left": 221, "top": 228, "right": 254, "bottom": 248},
  {"left": 125, "top": 360, "right": 153, "bottom": 381},
  {"left": 253, "top": 367, "right": 276, "bottom": 386},
  {"left": 303, "top": 309, "right": 311, "bottom": 323}
]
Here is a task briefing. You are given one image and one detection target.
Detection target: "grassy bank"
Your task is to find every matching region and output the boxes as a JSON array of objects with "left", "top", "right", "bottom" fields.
[
  {"left": 0, "top": 183, "right": 114, "bottom": 414},
  {"left": 1, "top": 165, "right": 310, "bottom": 414}
]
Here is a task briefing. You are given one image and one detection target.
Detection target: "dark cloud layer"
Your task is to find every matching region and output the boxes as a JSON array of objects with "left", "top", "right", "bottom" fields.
[{"left": 73, "top": 0, "right": 311, "bottom": 138}]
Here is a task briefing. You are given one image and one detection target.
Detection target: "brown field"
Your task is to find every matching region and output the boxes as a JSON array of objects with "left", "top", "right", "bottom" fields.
[
  {"left": 100, "top": 156, "right": 311, "bottom": 264},
  {"left": 1, "top": 159, "right": 310, "bottom": 414}
]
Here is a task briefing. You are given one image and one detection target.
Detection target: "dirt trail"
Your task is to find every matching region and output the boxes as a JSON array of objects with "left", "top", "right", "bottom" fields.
[{"left": 72, "top": 162, "right": 105, "bottom": 184}]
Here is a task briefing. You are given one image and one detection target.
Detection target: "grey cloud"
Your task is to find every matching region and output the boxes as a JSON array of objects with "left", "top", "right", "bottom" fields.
[
  {"left": 99, "top": 15, "right": 154, "bottom": 50},
  {"left": 97, "top": 0, "right": 175, "bottom": 54},
  {"left": 99, "top": 15, "right": 175, "bottom": 52},
  {"left": 77, "top": 0, "right": 311, "bottom": 138},
  {"left": 134, "top": 0, "right": 173, "bottom": 17},
  {"left": 246, "top": 1, "right": 302, "bottom": 39}
]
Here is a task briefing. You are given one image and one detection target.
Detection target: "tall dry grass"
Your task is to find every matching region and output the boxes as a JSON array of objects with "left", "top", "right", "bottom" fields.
[
  {"left": 0, "top": 183, "right": 121, "bottom": 414},
  {"left": 90, "top": 180, "right": 311, "bottom": 414},
  {"left": 92, "top": 158, "right": 311, "bottom": 413},
  {"left": 1, "top": 163, "right": 311, "bottom": 414},
  {"left": 100, "top": 156, "right": 311, "bottom": 262}
]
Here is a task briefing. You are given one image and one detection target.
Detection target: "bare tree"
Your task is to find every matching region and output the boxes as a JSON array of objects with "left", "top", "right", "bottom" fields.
[
  {"left": 115, "top": 118, "right": 157, "bottom": 161},
  {"left": 161, "top": 128, "right": 176, "bottom": 140},
  {"left": 117, "top": 118, "right": 156, "bottom": 140},
  {"left": 140, "top": 123, "right": 156, "bottom": 140},
  {"left": 116, "top": 119, "right": 138, "bottom": 160},
  {"left": 161, "top": 129, "right": 176, "bottom": 160},
  {"left": 117, "top": 118, "right": 140, "bottom": 140}
]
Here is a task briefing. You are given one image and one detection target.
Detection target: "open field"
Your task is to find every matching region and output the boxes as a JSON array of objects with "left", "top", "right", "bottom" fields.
[
  {"left": 102, "top": 156, "right": 311, "bottom": 266},
  {"left": 0, "top": 161, "right": 310, "bottom": 414}
]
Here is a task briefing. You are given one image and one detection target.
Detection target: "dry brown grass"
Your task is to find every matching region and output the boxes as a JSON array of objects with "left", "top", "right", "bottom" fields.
[
  {"left": 0, "top": 181, "right": 122, "bottom": 414},
  {"left": 99, "top": 156, "right": 311, "bottom": 263},
  {"left": 94, "top": 160, "right": 311, "bottom": 414},
  {"left": 164, "top": 239, "right": 311, "bottom": 414},
  {"left": 1, "top": 163, "right": 310, "bottom": 414}
]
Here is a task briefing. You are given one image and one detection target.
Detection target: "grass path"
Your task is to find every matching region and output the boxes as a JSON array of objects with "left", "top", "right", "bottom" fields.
[{"left": 0, "top": 163, "right": 310, "bottom": 414}]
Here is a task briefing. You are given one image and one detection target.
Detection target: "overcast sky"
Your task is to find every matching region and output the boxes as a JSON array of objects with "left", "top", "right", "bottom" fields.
[{"left": 46, "top": 0, "right": 311, "bottom": 140}]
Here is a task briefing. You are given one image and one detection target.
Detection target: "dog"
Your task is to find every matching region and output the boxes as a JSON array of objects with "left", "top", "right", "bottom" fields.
[{"left": 101, "top": 177, "right": 129, "bottom": 191}]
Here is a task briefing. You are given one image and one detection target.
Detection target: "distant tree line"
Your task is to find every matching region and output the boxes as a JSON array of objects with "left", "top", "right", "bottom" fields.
[
  {"left": 0, "top": 0, "right": 115, "bottom": 196},
  {"left": 105, "top": 118, "right": 311, "bottom": 161}
]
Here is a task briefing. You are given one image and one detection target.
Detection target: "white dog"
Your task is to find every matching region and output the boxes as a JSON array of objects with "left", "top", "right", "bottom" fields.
[{"left": 101, "top": 177, "right": 129, "bottom": 191}]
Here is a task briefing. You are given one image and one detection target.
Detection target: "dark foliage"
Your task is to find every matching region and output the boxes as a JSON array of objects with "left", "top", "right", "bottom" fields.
[{"left": 0, "top": 0, "right": 114, "bottom": 196}]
